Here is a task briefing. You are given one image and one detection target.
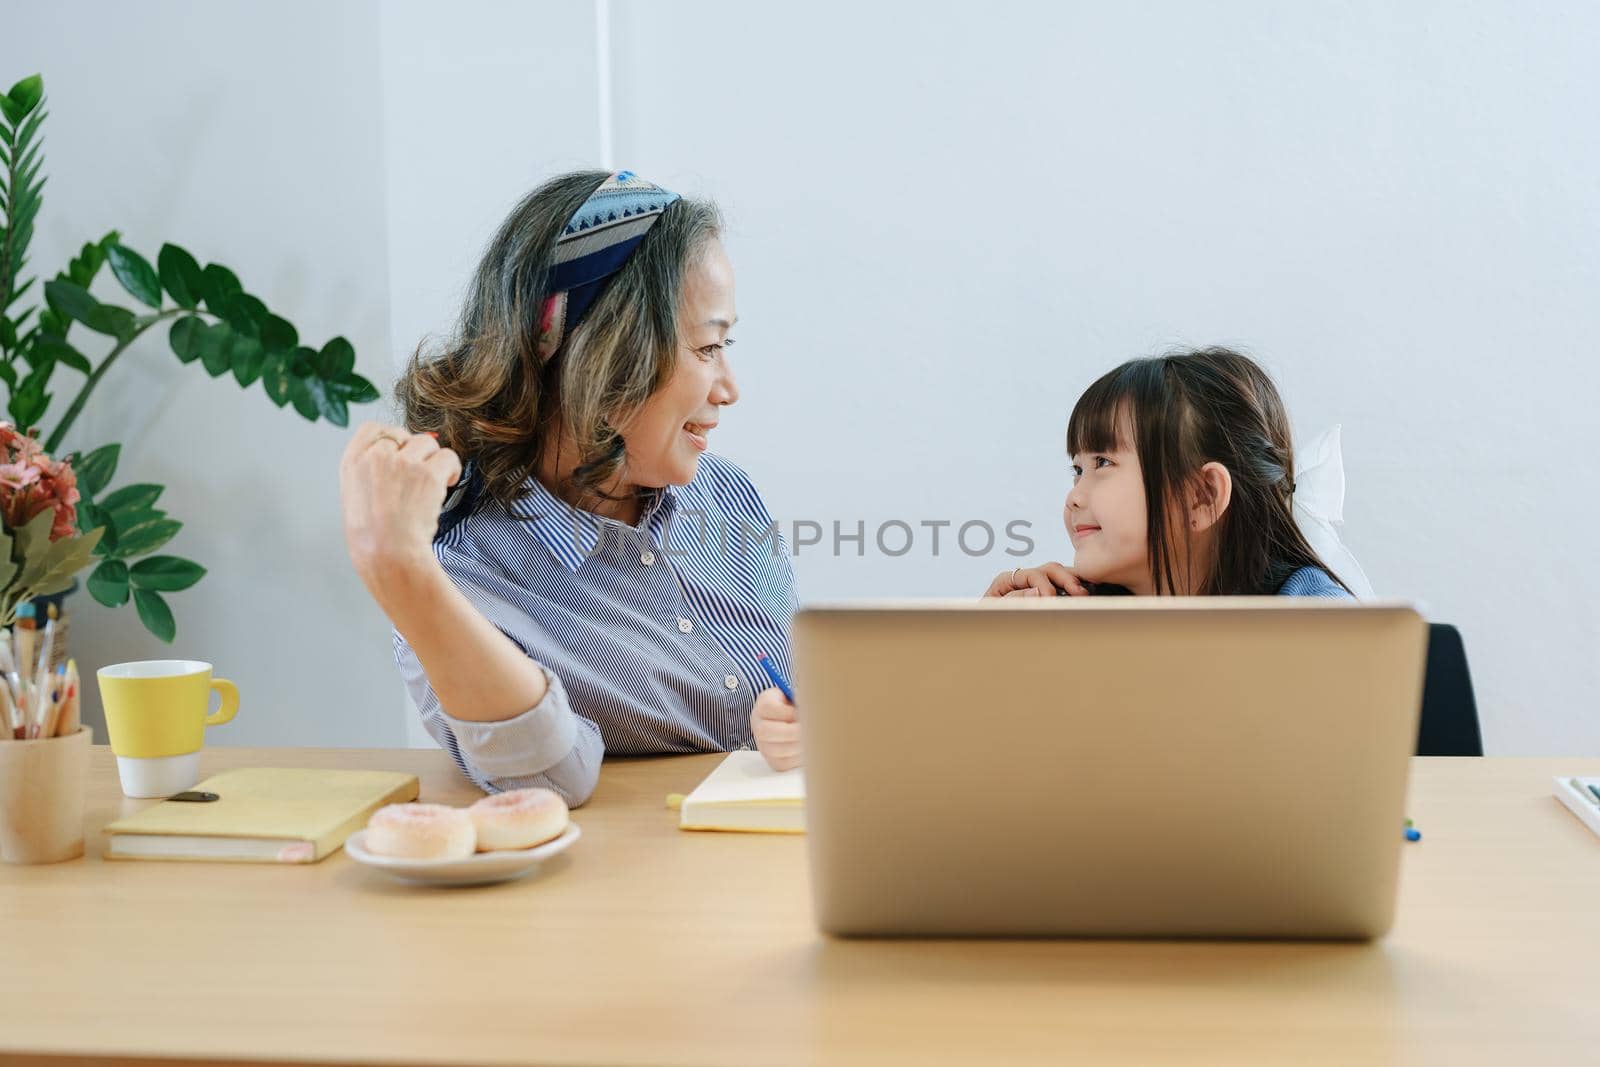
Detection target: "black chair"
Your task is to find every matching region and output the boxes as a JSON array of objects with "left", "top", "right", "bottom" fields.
[{"left": 1415, "top": 623, "right": 1483, "bottom": 756}]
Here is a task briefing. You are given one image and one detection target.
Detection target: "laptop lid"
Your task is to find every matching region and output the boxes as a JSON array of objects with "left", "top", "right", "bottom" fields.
[{"left": 793, "top": 598, "right": 1427, "bottom": 939}]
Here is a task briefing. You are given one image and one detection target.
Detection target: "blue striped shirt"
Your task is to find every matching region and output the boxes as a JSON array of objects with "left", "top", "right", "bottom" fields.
[{"left": 393, "top": 452, "right": 797, "bottom": 807}]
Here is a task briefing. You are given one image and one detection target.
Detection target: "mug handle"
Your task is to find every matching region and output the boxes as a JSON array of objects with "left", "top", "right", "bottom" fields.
[{"left": 206, "top": 678, "right": 240, "bottom": 726}]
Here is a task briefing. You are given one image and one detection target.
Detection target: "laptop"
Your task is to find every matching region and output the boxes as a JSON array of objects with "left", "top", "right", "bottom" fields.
[{"left": 792, "top": 597, "right": 1428, "bottom": 940}]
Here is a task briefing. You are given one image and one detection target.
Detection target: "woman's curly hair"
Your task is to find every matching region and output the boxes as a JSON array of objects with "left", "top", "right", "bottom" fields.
[{"left": 395, "top": 170, "right": 723, "bottom": 513}]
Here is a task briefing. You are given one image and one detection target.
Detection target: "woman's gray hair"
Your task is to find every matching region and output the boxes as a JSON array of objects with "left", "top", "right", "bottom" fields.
[{"left": 396, "top": 169, "right": 723, "bottom": 511}]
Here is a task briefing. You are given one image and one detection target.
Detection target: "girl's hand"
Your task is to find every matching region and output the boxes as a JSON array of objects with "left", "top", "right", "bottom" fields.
[
  {"left": 984, "top": 562, "right": 1092, "bottom": 598},
  {"left": 750, "top": 686, "right": 801, "bottom": 771},
  {"left": 340, "top": 422, "right": 462, "bottom": 596}
]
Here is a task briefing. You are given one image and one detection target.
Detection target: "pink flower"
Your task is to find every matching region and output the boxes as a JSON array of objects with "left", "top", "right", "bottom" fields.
[{"left": 0, "top": 423, "right": 81, "bottom": 541}]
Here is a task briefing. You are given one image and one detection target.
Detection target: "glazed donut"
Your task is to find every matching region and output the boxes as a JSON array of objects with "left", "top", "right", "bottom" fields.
[
  {"left": 469, "top": 787, "right": 568, "bottom": 851},
  {"left": 364, "top": 803, "right": 476, "bottom": 861}
]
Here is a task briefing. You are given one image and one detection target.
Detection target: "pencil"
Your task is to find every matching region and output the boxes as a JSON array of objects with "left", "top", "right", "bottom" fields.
[
  {"left": 57, "top": 659, "right": 79, "bottom": 738},
  {"left": 16, "top": 607, "right": 37, "bottom": 681},
  {"left": 39, "top": 665, "right": 66, "bottom": 740},
  {"left": 32, "top": 618, "right": 55, "bottom": 718}
]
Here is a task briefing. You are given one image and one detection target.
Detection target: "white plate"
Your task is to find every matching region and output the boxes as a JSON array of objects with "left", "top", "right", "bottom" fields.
[{"left": 344, "top": 822, "right": 581, "bottom": 886}]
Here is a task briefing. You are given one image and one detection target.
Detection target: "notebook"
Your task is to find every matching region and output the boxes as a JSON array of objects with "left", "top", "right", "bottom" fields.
[
  {"left": 103, "top": 767, "right": 420, "bottom": 863},
  {"left": 1554, "top": 776, "right": 1600, "bottom": 839},
  {"left": 678, "top": 750, "right": 805, "bottom": 833}
]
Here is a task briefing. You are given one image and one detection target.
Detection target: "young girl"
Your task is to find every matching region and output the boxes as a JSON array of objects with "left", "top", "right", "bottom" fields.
[{"left": 987, "top": 346, "right": 1353, "bottom": 599}]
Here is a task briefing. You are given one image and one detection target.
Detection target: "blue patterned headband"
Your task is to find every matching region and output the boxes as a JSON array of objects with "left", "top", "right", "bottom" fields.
[{"left": 536, "top": 170, "right": 681, "bottom": 362}]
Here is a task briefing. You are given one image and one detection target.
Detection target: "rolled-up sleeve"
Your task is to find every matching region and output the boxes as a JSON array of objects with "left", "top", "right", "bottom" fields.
[{"left": 396, "top": 640, "right": 605, "bottom": 806}]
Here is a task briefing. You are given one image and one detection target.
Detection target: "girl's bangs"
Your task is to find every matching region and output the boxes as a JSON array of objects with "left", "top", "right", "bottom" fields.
[{"left": 1066, "top": 371, "right": 1135, "bottom": 456}]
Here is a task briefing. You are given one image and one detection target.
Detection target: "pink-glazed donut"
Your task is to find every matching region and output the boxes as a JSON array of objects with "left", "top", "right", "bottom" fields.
[
  {"left": 364, "top": 803, "right": 476, "bottom": 861},
  {"left": 469, "top": 787, "right": 568, "bottom": 851}
]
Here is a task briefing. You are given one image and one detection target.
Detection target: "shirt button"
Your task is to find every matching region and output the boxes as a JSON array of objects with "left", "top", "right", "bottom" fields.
[
  {"left": 641, "top": 551, "right": 655, "bottom": 565},
  {"left": 677, "top": 617, "right": 694, "bottom": 633},
  {"left": 724, "top": 674, "right": 739, "bottom": 690}
]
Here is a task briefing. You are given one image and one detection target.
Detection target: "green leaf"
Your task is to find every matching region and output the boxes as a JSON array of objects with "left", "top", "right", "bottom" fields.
[
  {"left": 87, "top": 559, "right": 130, "bottom": 607},
  {"left": 317, "top": 337, "right": 355, "bottom": 380},
  {"left": 8, "top": 373, "right": 48, "bottom": 431},
  {"left": 231, "top": 333, "right": 265, "bottom": 387},
  {"left": 43, "top": 278, "right": 101, "bottom": 327},
  {"left": 100, "top": 306, "right": 135, "bottom": 341},
  {"left": 260, "top": 314, "right": 297, "bottom": 354},
  {"left": 129, "top": 555, "right": 205, "bottom": 593},
  {"left": 5, "top": 75, "right": 43, "bottom": 118},
  {"left": 321, "top": 394, "right": 349, "bottom": 428},
  {"left": 110, "top": 507, "right": 167, "bottom": 535},
  {"left": 238, "top": 293, "right": 269, "bottom": 330},
  {"left": 33, "top": 333, "right": 90, "bottom": 374},
  {"left": 65, "top": 234, "right": 114, "bottom": 290},
  {"left": 261, "top": 351, "right": 292, "bottom": 407},
  {"left": 133, "top": 588, "right": 176, "bottom": 643},
  {"left": 200, "top": 263, "right": 241, "bottom": 312},
  {"left": 289, "top": 375, "right": 321, "bottom": 421},
  {"left": 106, "top": 244, "right": 162, "bottom": 308},
  {"left": 43, "top": 279, "right": 132, "bottom": 339},
  {"left": 210, "top": 290, "right": 258, "bottom": 338},
  {"left": 112, "top": 518, "right": 181, "bottom": 557},
  {"left": 288, "top": 345, "right": 316, "bottom": 377},
  {"left": 77, "top": 499, "right": 106, "bottom": 536},
  {"left": 74, "top": 443, "right": 121, "bottom": 497},
  {"left": 157, "top": 244, "right": 205, "bottom": 309},
  {"left": 198, "top": 322, "right": 233, "bottom": 377},
  {"left": 99, "top": 483, "right": 164, "bottom": 516},
  {"left": 327, "top": 373, "right": 380, "bottom": 405},
  {"left": 169, "top": 315, "right": 204, "bottom": 363}
]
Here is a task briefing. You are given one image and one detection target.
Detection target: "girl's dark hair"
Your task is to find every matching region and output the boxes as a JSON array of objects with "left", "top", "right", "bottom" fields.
[
  {"left": 1066, "top": 346, "right": 1351, "bottom": 596},
  {"left": 395, "top": 170, "right": 722, "bottom": 512}
]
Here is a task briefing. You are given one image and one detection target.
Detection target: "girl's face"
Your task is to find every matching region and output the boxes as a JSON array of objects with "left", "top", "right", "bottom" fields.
[
  {"left": 1065, "top": 440, "right": 1156, "bottom": 595},
  {"left": 616, "top": 238, "right": 740, "bottom": 488}
]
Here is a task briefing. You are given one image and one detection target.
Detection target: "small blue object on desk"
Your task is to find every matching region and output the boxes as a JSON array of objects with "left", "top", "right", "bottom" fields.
[
  {"left": 1404, "top": 817, "right": 1421, "bottom": 842},
  {"left": 756, "top": 654, "right": 796, "bottom": 704}
]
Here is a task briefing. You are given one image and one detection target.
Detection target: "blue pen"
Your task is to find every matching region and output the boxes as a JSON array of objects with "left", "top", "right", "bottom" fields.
[{"left": 756, "top": 654, "right": 796, "bottom": 704}]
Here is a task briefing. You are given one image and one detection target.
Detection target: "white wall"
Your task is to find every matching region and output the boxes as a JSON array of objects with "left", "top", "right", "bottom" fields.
[
  {"left": 612, "top": 0, "right": 1600, "bottom": 755},
  {"left": 377, "top": 0, "right": 603, "bottom": 745},
  {"left": 6, "top": 1, "right": 1597, "bottom": 756},
  {"left": 1, "top": 1, "right": 403, "bottom": 746}
]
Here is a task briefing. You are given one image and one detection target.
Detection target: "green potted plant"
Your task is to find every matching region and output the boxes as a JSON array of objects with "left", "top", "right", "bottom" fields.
[{"left": 0, "top": 73, "right": 380, "bottom": 640}]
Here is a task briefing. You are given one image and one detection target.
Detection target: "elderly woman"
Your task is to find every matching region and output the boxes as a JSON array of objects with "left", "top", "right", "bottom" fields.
[{"left": 339, "top": 171, "right": 799, "bottom": 805}]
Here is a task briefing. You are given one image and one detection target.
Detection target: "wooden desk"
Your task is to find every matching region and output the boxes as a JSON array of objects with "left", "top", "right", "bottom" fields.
[{"left": 2, "top": 747, "right": 1598, "bottom": 1066}]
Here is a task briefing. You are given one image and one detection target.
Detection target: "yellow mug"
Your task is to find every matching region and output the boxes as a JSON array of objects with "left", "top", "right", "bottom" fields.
[{"left": 98, "top": 660, "right": 240, "bottom": 798}]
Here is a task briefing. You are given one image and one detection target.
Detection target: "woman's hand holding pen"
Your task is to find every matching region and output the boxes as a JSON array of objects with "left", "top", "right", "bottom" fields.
[
  {"left": 750, "top": 687, "right": 801, "bottom": 771},
  {"left": 983, "top": 562, "right": 1092, "bottom": 598},
  {"left": 339, "top": 422, "right": 462, "bottom": 606}
]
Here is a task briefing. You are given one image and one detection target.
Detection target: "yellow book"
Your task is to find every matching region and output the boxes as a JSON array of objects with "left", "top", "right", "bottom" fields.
[
  {"left": 103, "top": 767, "right": 419, "bottom": 864},
  {"left": 678, "top": 750, "right": 805, "bottom": 834}
]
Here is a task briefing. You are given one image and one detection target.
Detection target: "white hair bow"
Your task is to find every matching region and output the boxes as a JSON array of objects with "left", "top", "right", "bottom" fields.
[{"left": 1291, "top": 425, "right": 1376, "bottom": 599}]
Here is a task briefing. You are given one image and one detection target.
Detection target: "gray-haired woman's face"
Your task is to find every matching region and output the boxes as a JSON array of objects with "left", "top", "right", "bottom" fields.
[{"left": 616, "top": 238, "right": 739, "bottom": 488}]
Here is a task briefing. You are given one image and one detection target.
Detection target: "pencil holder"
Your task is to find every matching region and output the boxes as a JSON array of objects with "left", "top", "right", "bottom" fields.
[{"left": 0, "top": 724, "right": 91, "bottom": 864}]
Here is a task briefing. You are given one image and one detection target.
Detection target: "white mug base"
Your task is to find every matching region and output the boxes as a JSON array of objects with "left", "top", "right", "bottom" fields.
[{"left": 116, "top": 752, "right": 202, "bottom": 799}]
